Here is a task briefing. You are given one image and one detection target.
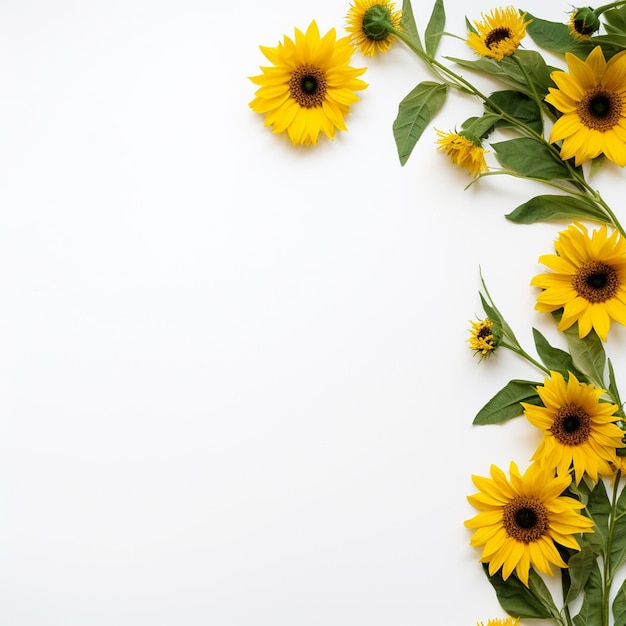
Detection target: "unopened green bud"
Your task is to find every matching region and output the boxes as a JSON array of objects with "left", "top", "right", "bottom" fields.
[{"left": 570, "top": 7, "right": 601, "bottom": 39}]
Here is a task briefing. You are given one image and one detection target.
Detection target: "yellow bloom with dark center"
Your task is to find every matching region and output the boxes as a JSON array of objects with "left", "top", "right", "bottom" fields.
[
  {"left": 522, "top": 371, "right": 623, "bottom": 484},
  {"left": 465, "top": 461, "right": 594, "bottom": 587},
  {"left": 478, "top": 619, "right": 521, "bottom": 626},
  {"left": 466, "top": 7, "right": 531, "bottom": 61},
  {"left": 469, "top": 318, "right": 498, "bottom": 358},
  {"left": 568, "top": 7, "right": 600, "bottom": 41},
  {"left": 546, "top": 46, "right": 626, "bottom": 166},
  {"left": 436, "top": 130, "right": 488, "bottom": 177},
  {"left": 531, "top": 222, "right": 626, "bottom": 341},
  {"left": 345, "top": 0, "right": 402, "bottom": 56},
  {"left": 249, "top": 21, "right": 367, "bottom": 146}
]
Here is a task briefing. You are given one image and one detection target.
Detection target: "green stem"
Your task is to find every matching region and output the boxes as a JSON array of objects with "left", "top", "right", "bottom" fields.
[
  {"left": 596, "top": 1, "right": 626, "bottom": 16},
  {"left": 500, "top": 341, "right": 551, "bottom": 376},
  {"left": 602, "top": 471, "right": 621, "bottom": 626},
  {"left": 510, "top": 53, "right": 552, "bottom": 123},
  {"left": 390, "top": 22, "right": 626, "bottom": 236}
]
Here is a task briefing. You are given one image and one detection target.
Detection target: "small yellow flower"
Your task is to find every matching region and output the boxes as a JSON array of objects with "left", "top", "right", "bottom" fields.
[
  {"left": 531, "top": 222, "right": 626, "bottom": 341},
  {"left": 469, "top": 318, "right": 499, "bottom": 359},
  {"left": 568, "top": 7, "right": 600, "bottom": 40},
  {"left": 346, "top": 0, "right": 402, "bottom": 56},
  {"left": 477, "top": 619, "right": 521, "bottom": 626},
  {"left": 467, "top": 7, "right": 531, "bottom": 61},
  {"left": 249, "top": 21, "right": 367, "bottom": 146},
  {"left": 436, "top": 130, "right": 488, "bottom": 177}
]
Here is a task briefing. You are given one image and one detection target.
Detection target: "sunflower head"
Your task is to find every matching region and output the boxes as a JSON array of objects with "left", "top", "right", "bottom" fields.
[
  {"left": 546, "top": 46, "right": 626, "bottom": 166},
  {"left": 465, "top": 461, "right": 594, "bottom": 586},
  {"left": 477, "top": 619, "right": 521, "bottom": 626},
  {"left": 531, "top": 222, "right": 626, "bottom": 341},
  {"left": 436, "top": 129, "right": 488, "bottom": 177},
  {"left": 346, "top": 0, "right": 402, "bottom": 56},
  {"left": 468, "top": 318, "right": 501, "bottom": 359},
  {"left": 522, "top": 371, "right": 623, "bottom": 484},
  {"left": 249, "top": 21, "right": 367, "bottom": 146},
  {"left": 466, "top": 7, "right": 532, "bottom": 61},
  {"left": 569, "top": 7, "right": 601, "bottom": 40}
]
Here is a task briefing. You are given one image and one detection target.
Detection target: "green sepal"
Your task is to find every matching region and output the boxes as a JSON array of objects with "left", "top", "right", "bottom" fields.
[
  {"left": 473, "top": 379, "right": 541, "bottom": 425},
  {"left": 448, "top": 50, "right": 557, "bottom": 98},
  {"left": 531, "top": 327, "right": 581, "bottom": 378},
  {"left": 487, "top": 90, "right": 543, "bottom": 134},
  {"left": 525, "top": 13, "right": 595, "bottom": 56},
  {"left": 400, "top": 0, "right": 422, "bottom": 48},
  {"left": 506, "top": 194, "right": 609, "bottom": 224},
  {"left": 393, "top": 81, "right": 447, "bottom": 165},
  {"left": 424, "top": 0, "right": 445, "bottom": 57},
  {"left": 482, "top": 565, "right": 559, "bottom": 620},
  {"left": 613, "top": 577, "right": 626, "bottom": 626},
  {"left": 573, "top": 560, "right": 603, "bottom": 626},
  {"left": 491, "top": 137, "right": 570, "bottom": 180}
]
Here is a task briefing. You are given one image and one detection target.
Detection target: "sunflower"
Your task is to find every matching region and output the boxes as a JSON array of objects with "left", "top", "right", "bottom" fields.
[
  {"left": 522, "top": 371, "right": 623, "bottom": 484},
  {"left": 478, "top": 619, "right": 521, "bottom": 626},
  {"left": 436, "top": 130, "right": 488, "bottom": 177},
  {"left": 249, "top": 21, "right": 367, "bottom": 146},
  {"left": 466, "top": 7, "right": 531, "bottom": 61},
  {"left": 469, "top": 318, "right": 499, "bottom": 359},
  {"left": 531, "top": 222, "right": 626, "bottom": 341},
  {"left": 546, "top": 46, "right": 626, "bottom": 166},
  {"left": 345, "top": 0, "right": 402, "bottom": 56},
  {"left": 568, "top": 7, "right": 600, "bottom": 41},
  {"left": 465, "top": 461, "right": 594, "bottom": 587}
]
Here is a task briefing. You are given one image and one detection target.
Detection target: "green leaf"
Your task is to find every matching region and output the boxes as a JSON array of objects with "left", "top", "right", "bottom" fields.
[
  {"left": 532, "top": 327, "right": 580, "bottom": 377},
  {"left": 473, "top": 379, "right": 541, "bottom": 425},
  {"left": 400, "top": 0, "right": 421, "bottom": 45},
  {"left": 613, "top": 578, "right": 626, "bottom": 626},
  {"left": 607, "top": 482, "right": 626, "bottom": 579},
  {"left": 506, "top": 194, "right": 609, "bottom": 224},
  {"left": 603, "top": 5, "right": 626, "bottom": 35},
  {"left": 564, "top": 543, "right": 595, "bottom": 605},
  {"left": 491, "top": 138, "right": 570, "bottom": 180},
  {"left": 393, "top": 81, "right": 447, "bottom": 166},
  {"left": 525, "top": 13, "right": 594, "bottom": 56},
  {"left": 573, "top": 561, "right": 602, "bottom": 626},
  {"left": 587, "top": 478, "right": 611, "bottom": 548},
  {"left": 460, "top": 113, "right": 500, "bottom": 140},
  {"left": 608, "top": 358, "right": 626, "bottom": 418},
  {"left": 487, "top": 90, "right": 543, "bottom": 134},
  {"left": 448, "top": 50, "right": 557, "bottom": 97},
  {"left": 561, "top": 321, "right": 607, "bottom": 389},
  {"left": 424, "top": 0, "right": 445, "bottom": 56},
  {"left": 483, "top": 565, "right": 559, "bottom": 620}
]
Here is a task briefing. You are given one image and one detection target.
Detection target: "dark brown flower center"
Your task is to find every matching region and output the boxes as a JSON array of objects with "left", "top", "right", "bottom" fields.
[
  {"left": 502, "top": 496, "right": 550, "bottom": 543},
  {"left": 485, "top": 27, "right": 512, "bottom": 49},
  {"left": 477, "top": 326, "right": 493, "bottom": 340},
  {"left": 573, "top": 18, "right": 596, "bottom": 36},
  {"left": 572, "top": 261, "right": 619, "bottom": 303},
  {"left": 551, "top": 403, "right": 591, "bottom": 445},
  {"left": 289, "top": 65, "right": 327, "bottom": 108},
  {"left": 577, "top": 88, "right": 624, "bottom": 131}
]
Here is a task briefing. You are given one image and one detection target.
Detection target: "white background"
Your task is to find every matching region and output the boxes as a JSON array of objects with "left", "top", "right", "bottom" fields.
[{"left": 3, "top": 0, "right": 626, "bottom": 624}]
